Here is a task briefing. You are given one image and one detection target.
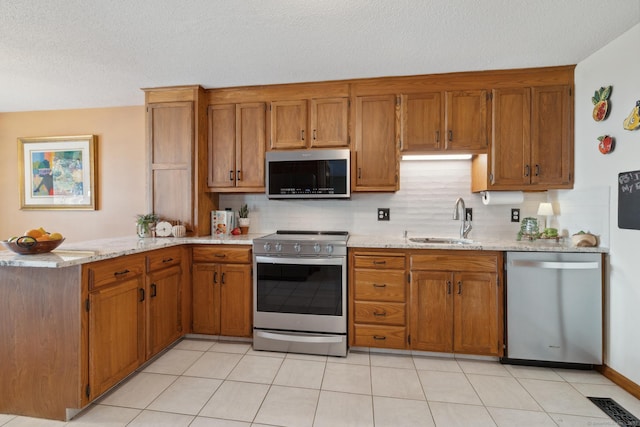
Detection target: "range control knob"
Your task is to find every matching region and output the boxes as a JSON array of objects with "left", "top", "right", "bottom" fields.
[
  {"left": 275, "top": 242, "right": 282, "bottom": 252},
  {"left": 326, "top": 244, "right": 334, "bottom": 254},
  {"left": 313, "top": 243, "right": 321, "bottom": 253},
  {"left": 263, "top": 242, "right": 272, "bottom": 252},
  {"left": 294, "top": 243, "right": 302, "bottom": 253}
]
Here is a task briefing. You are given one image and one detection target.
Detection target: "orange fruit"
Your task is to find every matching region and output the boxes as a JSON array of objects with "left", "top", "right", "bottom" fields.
[
  {"left": 25, "top": 228, "right": 44, "bottom": 238},
  {"left": 36, "top": 234, "right": 51, "bottom": 242},
  {"left": 49, "top": 232, "right": 63, "bottom": 241}
]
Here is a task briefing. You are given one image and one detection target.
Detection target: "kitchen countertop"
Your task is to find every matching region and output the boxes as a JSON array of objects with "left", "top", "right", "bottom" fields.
[{"left": 0, "top": 233, "right": 607, "bottom": 268}]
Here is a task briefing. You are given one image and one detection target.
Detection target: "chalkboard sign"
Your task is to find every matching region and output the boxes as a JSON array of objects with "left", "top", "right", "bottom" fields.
[{"left": 618, "top": 170, "right": 640, "bottom": 230}]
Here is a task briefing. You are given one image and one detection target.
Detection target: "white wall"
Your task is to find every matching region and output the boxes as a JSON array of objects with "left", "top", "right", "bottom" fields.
[{"left": 554, "top": 23, "right": 640, "bottom": 384}]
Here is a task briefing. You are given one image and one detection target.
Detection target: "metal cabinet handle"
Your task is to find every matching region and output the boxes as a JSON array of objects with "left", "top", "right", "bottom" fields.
[
  {"left": 151, "top": 283, "right": 157, "bottom": 297},
  {"left": 358, "top": 167, "right": 362, "bottom": 179},
  {"left": 162, "top": 257, "right": 173, "bottom": 264},
  {"left": 237, "top": 170, "right": 242, "bottom": 181},
  {"left": 313, "top": 129, "right": 317, "bottom": 140},
  {"left": 301, "top": 130, "right": 305, "bottom": 141},
  {"left": 373, "top": 311, "right": 387, "bottom": 317},
  {"left": 221, "top": 273, "right": 226, "bottom": 284},
  {"left": 448, "top": 130, "right": 453, "bottom": 141},
  {"left": 524, "top": 165, "right": 530, "bottom": 177},
  {"left": 447, "top": 280, "right": 452, "bottom": 294},
  {"left": 535, "top": 164, "right": 540, "bottom": 176},
  {"left": 373, "top": 260, "right": 386, "bottom": 265},
  {"left": 214, "top": 253, "right": 226, "bottom": 258},
  {"left": 457, "top": 281, "right": 462, "bottom": 294},
  {"left": 373, "top": 335, "right": 387, "bottom": 340},
  {"left": 139, "top": 288, "right": 145, "bottom": 302},
  {"left": 435, "top": 130, "right": 440, "bottom": 145},
  {"left": 373, "top": 283, "right": 387, "bottom": 288},
  {"left": 229, "top": 170, "right": 234, "bottom": 181},
  {"left": 213, "top": 272, "right": 218, "bottom": 284},
  {"left": 114, "top": 269, "right": 130, "bottom": 277}
]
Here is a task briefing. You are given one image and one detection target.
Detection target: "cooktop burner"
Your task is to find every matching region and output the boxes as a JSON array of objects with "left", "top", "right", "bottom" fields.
[{"left": 253, "top": 230, "right": 349, "bottom": 256}]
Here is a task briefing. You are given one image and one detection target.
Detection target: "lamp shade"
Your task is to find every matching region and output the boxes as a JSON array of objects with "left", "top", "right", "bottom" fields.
[{"left": 537, "top": 202, "right": 554, "bottom": 216}]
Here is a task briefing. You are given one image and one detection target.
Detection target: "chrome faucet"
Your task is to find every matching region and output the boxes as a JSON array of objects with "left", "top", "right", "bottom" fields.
[{"left": 453, "top": 197, "right": 472, "bottom": 239}]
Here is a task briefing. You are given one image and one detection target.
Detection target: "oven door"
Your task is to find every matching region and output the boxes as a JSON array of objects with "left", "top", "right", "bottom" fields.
[{"left": 253, "top": 255, "right": 347, "bottom": 334}]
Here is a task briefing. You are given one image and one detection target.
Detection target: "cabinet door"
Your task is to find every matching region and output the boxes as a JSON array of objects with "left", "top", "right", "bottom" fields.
[
  {"left": 453, "top": 271, "right": 500, "bottom": 356},
  {"left": 270, "top": 100, "right": 307, "bottom": 149},
  {"left": 220, "top": 264, "right": 252, "bottom": 337},
  {"left": 147, "top": 265, "right": 182, "bottom": 358},
  {"left": 236, "top": 102, "right": 266, "bottom": 189},
  {"left": 208, "top": 104, "right": 236, "bottom": 188},
  {"left": 310, "top": 97, "right": 349, "bottom": 148},
  {"left": 192, "top": 264, "right": 221, "bottom": 335},
  {"left": 354, "top": 94, "right": 399, "bottom": 191},
  {"left": 490, "top": 88, "right": 531, "bottom": 187},
  {"left": 445, "top": 90, "right": 488, "bottom": 152},
  {"left": 531, "top": 85, "right": 572, "bottom": 187},
  {"left": 401, "top": 92, "right": 443, "bottom": 151},
  {"left": 148, "top": 101, "right": 193, "bottom": 230},
  {"left": 88, "top": 276, "right": 145, "bottom": 400},
  {"left": 410, "top": 271, "right": 453, "bottom": 352}
]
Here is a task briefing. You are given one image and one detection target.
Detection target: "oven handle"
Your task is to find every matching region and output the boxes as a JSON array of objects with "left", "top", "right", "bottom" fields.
[
  {"left": 255, "top": 255, "right": 345, "bottom": 266},
  {"left": 255, "top": 330, "right": 344, "bottom": 344}
]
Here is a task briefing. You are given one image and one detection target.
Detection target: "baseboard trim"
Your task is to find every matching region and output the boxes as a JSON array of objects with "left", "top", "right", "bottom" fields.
[{"left": 597, "top": 364, "right": 640, "bottom": 400}]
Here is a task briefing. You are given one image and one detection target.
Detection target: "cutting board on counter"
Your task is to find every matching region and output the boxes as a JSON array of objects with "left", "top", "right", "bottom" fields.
[{"left": 618, "top": 170, "right": 640, "bottom": 230}]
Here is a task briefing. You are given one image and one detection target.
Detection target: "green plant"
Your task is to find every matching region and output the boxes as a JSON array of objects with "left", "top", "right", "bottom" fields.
[
  {"left": 136, "top": 213, "right": 159, "bottom": 225},
  {"left": 239, "top": 204, "right": 249, "bottom": 218}
]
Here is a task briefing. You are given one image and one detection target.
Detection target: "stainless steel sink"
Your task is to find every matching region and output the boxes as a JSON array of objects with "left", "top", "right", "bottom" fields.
[{"left": 409, "top": 237, "right": 475, "bottom": 245}]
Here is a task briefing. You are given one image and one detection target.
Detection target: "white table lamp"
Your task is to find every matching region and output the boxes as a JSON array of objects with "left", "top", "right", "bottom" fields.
[{"left": 537, "top": 202, "right": 555, "bottom": 230}]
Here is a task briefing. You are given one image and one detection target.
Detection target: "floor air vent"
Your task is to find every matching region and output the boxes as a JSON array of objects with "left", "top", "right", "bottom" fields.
[{"left": 588, "top": 397, "right": 640, "bottom": 426}]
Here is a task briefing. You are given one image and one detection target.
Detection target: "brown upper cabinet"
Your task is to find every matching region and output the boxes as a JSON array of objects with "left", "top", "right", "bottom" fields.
[
  {"left": 208, "top": 102, "right": 266, "bottom": 192},
  {"left": 269, "top": 97, "right": 349, "bottom": 149},
  {"left": 353, "top": 94, "right": 400, "bottom": 192},
  {"left": 144, "top": 86, "right": 218, "bottom": 236},
  {"left": 472, "top": 84, "right": 573, "bottom": 191},
  {"left": 401, "top": 90, "right": 488, "bottom": 153}
]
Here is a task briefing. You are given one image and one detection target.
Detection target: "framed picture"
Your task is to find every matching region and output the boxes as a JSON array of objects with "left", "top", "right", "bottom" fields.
[{"left": 18, "top": 135, "right": 97, "bottom": 210}]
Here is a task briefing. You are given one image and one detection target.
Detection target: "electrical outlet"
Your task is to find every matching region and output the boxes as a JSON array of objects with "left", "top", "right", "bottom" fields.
[
  {"left": 377, "top": 208, "right": 390, "bottom": 221},
  {"left": 465, "top": 208, "right": 473, "bottom": 221},
  {"left": 511, "top": 208, "right": 520, "bottom": 222}
]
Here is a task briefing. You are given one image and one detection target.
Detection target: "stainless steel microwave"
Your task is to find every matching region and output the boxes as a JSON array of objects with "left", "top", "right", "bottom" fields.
[{"left": 266, "top": 149, "right": 350, "bottom": 199}]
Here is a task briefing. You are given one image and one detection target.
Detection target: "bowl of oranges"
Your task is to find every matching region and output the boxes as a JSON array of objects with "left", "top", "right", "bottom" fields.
[{"left": 2, "top": 228, "right": 65, "bottom": 255}]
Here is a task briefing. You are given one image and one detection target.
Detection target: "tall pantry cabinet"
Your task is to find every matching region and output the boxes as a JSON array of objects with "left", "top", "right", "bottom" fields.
[{"left": 144, "top": 86, "right": 218, "bottom": 236}]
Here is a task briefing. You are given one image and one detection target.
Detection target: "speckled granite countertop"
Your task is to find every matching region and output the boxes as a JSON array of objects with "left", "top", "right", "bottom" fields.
[
  {"left": 346, "top": 235, "right": 609, "bottom": 253},
  {"left": 0, "top": 233, "right": 607, "bottom": 268},
  {"left": 0, "top": 234, "right": 257, "bottom": 268}
]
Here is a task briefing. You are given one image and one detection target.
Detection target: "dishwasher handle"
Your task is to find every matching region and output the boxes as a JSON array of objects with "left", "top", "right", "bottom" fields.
[{"left": 510, "top": 260, "right": 599, "bottom": 270}]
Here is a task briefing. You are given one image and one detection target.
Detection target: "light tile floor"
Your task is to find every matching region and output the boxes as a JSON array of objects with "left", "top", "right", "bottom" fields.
[{"left": 2, "top": 338, "right": 640, "bottom": 426}]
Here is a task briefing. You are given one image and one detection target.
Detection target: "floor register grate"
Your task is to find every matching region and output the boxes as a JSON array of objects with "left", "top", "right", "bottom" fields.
[{"left": 588, "top": 397, "right": 640, "bottom": 426}]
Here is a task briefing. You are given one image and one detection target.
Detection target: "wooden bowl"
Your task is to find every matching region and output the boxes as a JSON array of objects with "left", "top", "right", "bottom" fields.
[{"left": 1, "top": 236, "right": 65, "bottom": 254}]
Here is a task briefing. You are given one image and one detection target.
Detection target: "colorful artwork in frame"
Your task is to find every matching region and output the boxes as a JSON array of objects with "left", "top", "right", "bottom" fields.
[{"left": 18, "top": 135, "right": 97, "bottom": 210}]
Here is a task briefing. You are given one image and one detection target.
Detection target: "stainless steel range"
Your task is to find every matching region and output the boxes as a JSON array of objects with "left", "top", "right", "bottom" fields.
[{"left": 253, "top": 230, "right": 348, "bottom": 357}]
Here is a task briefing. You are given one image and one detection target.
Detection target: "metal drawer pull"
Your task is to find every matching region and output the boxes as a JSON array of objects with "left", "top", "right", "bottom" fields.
[
  {"left": 229, "top": 170, "right": 234, "bottom": 181},
  {"left": 373, "top": 283, "right": 387, "bottom": 288},
  {"left": 151, "top": 283, "right": 157, "bottom": 297},
  {"left": 214, "top": 253, "right": 226, "bottom": 258},
  {"left": 524, "top": 164, "right": 530, "bottom": 177},
  {"left": 213, "top": 272, "right": 218, "bottom": 284},
  {"left": 139, "top": 288, "right": 145, "bottom": 302},
  {"left": 237, "top": 170, "right": 242, "bottom": 181},
  {"left": 373, "top": 260, "right": 386, "bottom": 265},
  {"left": 221, "top": 273, "right": 225, "bottom": 284},
  {"left": 457, "top": 281, "right": 462, "bottom": 294},
  {"left": 114, "top": 269, "right": 130, "bottom": 277},
  {"left": 373, "top": 311, "right": 387, "bottom": 317},
  {"left": 373, "top": 335, "right": 387, "bottom": 340},
  {"left": 447, "top": 280, "right": 452, "bottom": 294},
  {"left": 535, "top": 164, "right": 540, "bottom": 176},
  {"left": 162, "top": 257, "right": 173, "bottom": 263}
]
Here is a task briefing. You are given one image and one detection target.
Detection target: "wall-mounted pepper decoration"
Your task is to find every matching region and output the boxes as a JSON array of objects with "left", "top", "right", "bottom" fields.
[
  {"left": 592, "top": 86, "right": 612, "bottom": 121},
  {"left": 597, "top": 135, "right": 614, "bottom": 154},
  {"left": 623, "top": 100, "right": 640, "bottom": 130}
]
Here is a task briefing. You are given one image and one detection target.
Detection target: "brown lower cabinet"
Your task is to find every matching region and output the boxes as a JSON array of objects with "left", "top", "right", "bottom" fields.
[
  {"left": 349, "top": 248, "right": 504, "bottom": 357},
  {"left": 191, "top": 245, "right": 252, "bottom": 337}
]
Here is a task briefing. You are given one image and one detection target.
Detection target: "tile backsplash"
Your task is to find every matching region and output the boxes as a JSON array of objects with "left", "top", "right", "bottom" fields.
[{"left": 220, "top": 160, "right": 609, "bottom": 245}]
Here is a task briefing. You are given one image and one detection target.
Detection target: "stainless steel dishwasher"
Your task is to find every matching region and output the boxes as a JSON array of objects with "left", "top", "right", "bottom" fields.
[{"left": 503, "top": 251, "right": 603, "bottom": 367}]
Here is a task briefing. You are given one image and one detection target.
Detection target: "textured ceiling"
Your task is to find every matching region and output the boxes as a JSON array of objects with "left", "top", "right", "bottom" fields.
[{"left": 1, "top": 0, "right": 639, "bottom": 112}]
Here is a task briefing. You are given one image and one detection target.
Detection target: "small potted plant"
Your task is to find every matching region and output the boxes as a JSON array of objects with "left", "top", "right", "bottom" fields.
[
  {"left": 238, "top": 204, "right": 250, "bottom": 234},
  {"left": 136, "top": 213, "right": 159, "bottom": 238}
]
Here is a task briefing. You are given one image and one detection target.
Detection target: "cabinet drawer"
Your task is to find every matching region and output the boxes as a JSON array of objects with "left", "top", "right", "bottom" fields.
[
  {"left": 411, "top": 252, "right": 499, "bottom": 272},
  {"left": 354, "top": 302, "right": 405, "bottom": 326},
  {"left": 86, "top": 255, "right": 145, "bottom": 290},
  {"left": 354, "top": 270, "right": 406, "bottom": 302},
  {"left": 353, "top": 254, "right": 405, "bottom": 270},
  {"left": 147, "top": 247, "right": 183, "bottom": 272},
  {"left": 353, "top": 325, "right": 406, "bottom": 349},
  {"left": 192, "top": 246, "right": 251, "bottom": 263}
]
